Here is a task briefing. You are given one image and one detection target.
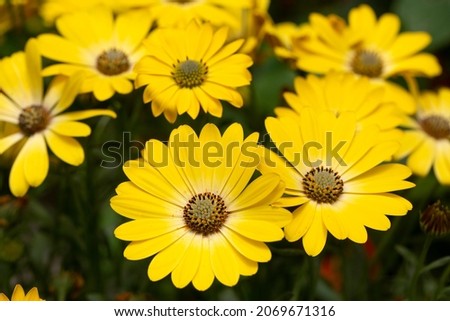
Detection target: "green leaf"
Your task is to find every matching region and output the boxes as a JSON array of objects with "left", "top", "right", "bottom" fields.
[
  {"left": 395, "top": 245, "right": 418, "bottom": 265},
  {"left": 420, "top": 256, "right": 450, "bottom": 275},
  {"left": 392, "top": 0, "right": 450, "bottom": 51}
]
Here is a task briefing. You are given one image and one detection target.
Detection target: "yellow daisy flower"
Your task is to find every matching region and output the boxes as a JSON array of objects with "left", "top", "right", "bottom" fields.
[
  {"left": 39, "top": 0, "right": 154, "bottom": 24},
  {"left": 0, "top": 284, "right": 43, "bottom": 301},
  {"left": 265, "top": 21, "right": 314, "bottom": 63},
  {"left": 111, "top": 123, "right": 291, "bottom": 291},
  {"left": 297, "top": 4, "right": 441, "bottom": 79},
  {"left": 37, "top": 7, "right": 152, "bottom": 101},
  {"left": 395, "top": 88, "right": 450, "bottom": 185},
  {"left": 135, "top": 21, "right": 253, "bottom": 123},
  {"left": 0, "top": 39, "right": 116, "bottom": 197},
  {"left": 147, "top": 0, "right": 252, "bottom": 29},
  {"left": 295, "top": 4, "right": 442, "bottom": 114},
  {"left": 259, "top": 108, "right": 414, "bottom": 256},
  {"left": 227, "top": 0, "right": 271, "bottom": 55},
  {"left": 276, "top": 72, "right": 405, "bottom": 142}
]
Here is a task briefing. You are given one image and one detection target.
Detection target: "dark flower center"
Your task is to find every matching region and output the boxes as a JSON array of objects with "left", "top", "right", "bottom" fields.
[
  {"left": 350, "top": 49, "right": 383, "bottom": 78},
  {"left": 303, "top": 167, "right": 344, "bottom": 204},
  {"left": 419, "top": 115, "right": 450, "bottom": 140},
  {"left": 172, "top": 59, "right": 208, "bottom": 88},
  {"left": 96, "top": 48, "right": 130, "bottom": 76},
  {"left": 183, "top": 192, "right": 229, "bottom": 236},
  {"left": 18, "top": 105, "right": 50, "bottom": 136}
]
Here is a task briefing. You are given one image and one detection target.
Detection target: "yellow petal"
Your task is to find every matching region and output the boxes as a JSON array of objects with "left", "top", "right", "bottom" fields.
[
  {"left": 284, "top": 201, "right": 316, "bottom": 242},
  {"left": 302, "top": 209, "right": 327, "bottom": 256},
  {"left": 407, "top": 137, "right": 435, "bottom": 176},
  {"left": 11, "top": 285, "right": 25, "bottom": 300},
  {"left": 221, "top": 227, "right": 271, "bottom": 262},
  {"left": 24, "top": 134, "right": 49, "bottom": 187},
  {"left": 210, "top": 233, "right": 239, "bottom": 287},
  {"left": 192, "top": 237, "right": 215, "bottom": 291},
  {"left": 369, "top": 13, "right": 400, "bottom": 49},
  {"left": 148, "top": 233, "right": 195, "bottom": 282},
  {"left": 93, "top": 78, "right": 115, "bottom": 101},
  {"left": 51, "top": 72, "right": 86, "bottom": 115},
  {"left": 345, "top": 163, "right": 414, "bottom": 193},
  {"left": 25, "top": 39, "right": 43, "bottom": 105},
  {"left": 388, "top": 32, "right": 431, "bottom": 59},
  {"left": 233, "top": 205, "right": 291, "bottom": 226},
  {"left": 44, "top": 130, "right": 84, "bottom": 166},
  {"left": 171, "top": 234, "right": 202, "bottom": 289},
  {"left": 55, "top": 109, "right": 116, "bottom": 121},
  {"left": 49, "top": 121, "right": 91, "bottom": 137},
  {"left": 114, "top": 9, "right": 152, "bottom": 52},
  {"left": 37, "top": 34, "right": 86, "bottom": 64},
  {"left": 321, "top": 204, "right": 347, "bottom": 240},
  {"left": 395, "top": 130, "right": 424, "bottom": 159},
  {"left": 9, "top": 140, "right": 30, "bottom": 197},
  {"left": 386, "top": 53, "right": 442, "bottom": 78},
  {"left": 228, "top": 173, "right": 281, "bottom": 211},
  {"left": 225, "top": 218, "right": 284, "bottom": 242},
  {"left": 114, "top": 218, "right": 185, "bottom": 241},
  {"left": 111, "top": 77, "right": 133, "bottom": 94},
  {"left": 0, "top": 132, "right": 24, "bottom": 154},
  {"left": 124, "top": 229, "right": 187, "bottom": 261},
  {"left": 433, "top": 141, "right": 450, "bottom": 184}
]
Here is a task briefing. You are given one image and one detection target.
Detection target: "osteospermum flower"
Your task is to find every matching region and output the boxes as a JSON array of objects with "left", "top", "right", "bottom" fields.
[
  {"left": 146, "top": 0, "right": 251, "bottom": 29},
  {"left": 295, "top": 4, "right": 442, "bottom": 114},
  {"left": 39, "top": 0, "right": 154, "bottom": 24},
  {"left": 276, "top": 72, "right": 405, "bottom": 141},
  {"left": 0, "top": 39, "right": 116, "bottom": 197},
  {"left": 0, "top": 284, "right": 43, "bottom": 301},
  {"left": 37, "top": 8, "right": 152, "bottom": 101},
  {"left": 259, "top": 108, "right": 414, "bottom": 256},
  {"left": 135, "top": 21, "right": 253, "bottom": 123},
  {"left": 111, "top": 123, "right": 291, "bottom": 290},
  {"left": 395, "top": 88, "right": 450, "bottom": 185}
]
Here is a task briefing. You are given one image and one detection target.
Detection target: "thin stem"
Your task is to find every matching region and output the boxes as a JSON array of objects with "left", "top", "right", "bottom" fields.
[
  {"left": 408, "top": 235, "right": 433, "bottom": 300},
  {"left": 434, "top": 262, "right": 450, "bottom": 300}
]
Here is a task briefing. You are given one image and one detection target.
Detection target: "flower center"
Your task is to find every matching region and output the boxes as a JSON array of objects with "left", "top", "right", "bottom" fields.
[
  {"left": 303, "top": 167, "right": 344, "bottom": 204},
  {"left": 350, "top": 49, "right": 383, "bottom": 78},
  {"left": 419, "top": 115, "right": 450, "bottom": 140},
  {"left": 172, "top": 59, "right": 208, "bottom": 88},
  {"left": 183, "top": 192, "right": 229, "bottom": 236},
  {"left": 96, "top": 48, "right": 130, "bottom": 76},
  {"left": 18, "top": 105, "right": 50, "bottom": 136}
]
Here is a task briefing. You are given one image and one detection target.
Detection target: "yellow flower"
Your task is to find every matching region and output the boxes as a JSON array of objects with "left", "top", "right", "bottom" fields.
[
  {"left": 227, "top": 0, "right": 271, "bottom": 55},
  {"left": 0, "top": 39, "right": 116, "bottom": 197},
  {"left": 276, "top": 72, "right": 405, "bottom": 142},
  {"left": 259, "top": 108, "right": 414, "bottom": 256},
  {"left": 135, "top": 21, "right": 253, "bottom": 123},
  {"left": 294, "top": 4, "right": 442, "bottom": 114},
  {"left": 395, "top": 88, "right": 450, "bottom": 185},
  {"left": 37, "top": 8, "right": 152, "bottom": 101},
  {"left": 39, "top": 0, "right": 154, "bottom": 24},
  {"left": 0, "top": 284, "right": 43, "bottom": 301},
  {"left": 265, "top": 21, "right": 314, "bottom": 63},
  {"left": 297, "top": 4, "right": 441, "bottom": 79},
  {"left": 111, "top": 123, "right": 291, "bottom": 291},
  {"left": 147, "top": 0, "right": 252, "bottom": 29}
]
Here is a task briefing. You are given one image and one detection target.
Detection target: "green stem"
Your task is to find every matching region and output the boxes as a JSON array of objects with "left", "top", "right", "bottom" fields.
[
  {"left": 83, "top": 150, "right": 102, "bottom": 292},
  {"left": 434, "top": 262, "right": 450, "bottom": 300},
  {"left": 408, "top": 235, "right": 433, "bottom": 300}
]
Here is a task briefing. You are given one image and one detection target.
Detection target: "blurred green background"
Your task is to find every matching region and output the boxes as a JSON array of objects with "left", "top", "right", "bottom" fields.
[{"left": 1, "top": 0, "right": 450, "bottom": 300}]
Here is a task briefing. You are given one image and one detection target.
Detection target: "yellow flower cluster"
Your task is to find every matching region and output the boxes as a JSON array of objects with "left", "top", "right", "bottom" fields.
[{"left": 0, "top": 1, "right": 447, "bottom": 294}]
